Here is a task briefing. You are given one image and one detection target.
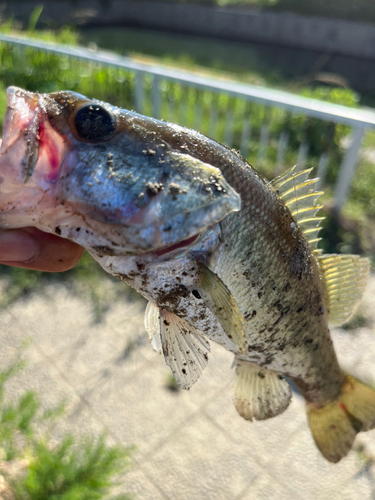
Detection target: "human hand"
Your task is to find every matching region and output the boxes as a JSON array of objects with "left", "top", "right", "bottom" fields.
[{"left": 0, "top": 227, "right": 84, "bottom": 272}]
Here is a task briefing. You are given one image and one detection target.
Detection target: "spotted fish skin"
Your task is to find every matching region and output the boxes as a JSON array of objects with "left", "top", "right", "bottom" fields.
[{"left": 0, "top": 87, "right": 373, "bottom": 463}]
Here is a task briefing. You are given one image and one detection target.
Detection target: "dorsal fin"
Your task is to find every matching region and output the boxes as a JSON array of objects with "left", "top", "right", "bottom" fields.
[
  {"left": 270, "top": 166, "right": 324, "bottom": 253},
  {"left": 318, "top": 254, "right": 370, "bottom": 326}
]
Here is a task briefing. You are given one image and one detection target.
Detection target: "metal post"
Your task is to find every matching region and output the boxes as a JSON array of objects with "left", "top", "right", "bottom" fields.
[
  {"left": 179, "top": 98, "right": 188, "bottom": 126},
  {"left": 296, "top": 142, "right": 309, "bottom": 171},
  {"left": 151, "top": 75, "right": 161, "bottom": 119},
  {"left": 240, "top": 116, "right": 251, "bottom": 160},
  {"left": 135, "top": 71, "right": 145, "bottom": 114},
  {"left": 193, "top": 103, "right": 203, "bottom": 132},
  {"left": 208, "top": 107, "right": 218, "bottom": 140},
  {"left": 257, "top": 123, "right": 269, "bottom": 165},
  {"left": 316, "top": 153, "right": 329, "bottom": 190},
  {"left": 333, "top": 126, "right": 365, "bottom": 211},
  {"left": 224, "top": 109, "right": 234, "bottom": 148},
  {"left": 276, "top": 130, "right": 289, "bottom": 172}
]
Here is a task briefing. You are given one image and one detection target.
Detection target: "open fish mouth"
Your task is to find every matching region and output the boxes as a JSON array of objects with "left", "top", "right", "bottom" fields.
[
  {"left": 0, "top": 87, "right": 41, "bottom": 183},
  {"left": 0, "top": 87, "right": 71, "bottom": 189}
]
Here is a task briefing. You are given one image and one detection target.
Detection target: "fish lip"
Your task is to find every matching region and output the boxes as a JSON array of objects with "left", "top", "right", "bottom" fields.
[
  {"left": 2, "top": 87, "right": 41, "bottom": 182},
  {"left": 7, "top": 86, "right": 39, "bottom": 110},
  {"left": 152, "top": 233, "right": 201, "bottom": 258}
]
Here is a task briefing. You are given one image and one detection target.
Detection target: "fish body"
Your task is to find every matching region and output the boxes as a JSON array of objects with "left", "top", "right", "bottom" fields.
[{"left": 0, "top": 87, "right": 374, "bottom": 462}]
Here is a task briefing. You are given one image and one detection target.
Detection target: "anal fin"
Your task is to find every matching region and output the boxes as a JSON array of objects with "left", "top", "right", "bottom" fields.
[{"left": 233, "top": 360, "right": 292, "bottom": 421}]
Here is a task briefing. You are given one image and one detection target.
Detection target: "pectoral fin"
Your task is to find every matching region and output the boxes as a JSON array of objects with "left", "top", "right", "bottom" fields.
[
  {"left": 144, "top": 301, "right": 162, "bottom": 354},
  {"left": 160, "top": 310, "right": 210, "bottom": 390},
  {"left": 145, "top": 302, "right": 210, "bottom": 390},
  {"left": 233, "top": 359, "right": 292, "bottom": 421},
  {"left": 197, "top": 262, "right": 247, "bottom": 352}
]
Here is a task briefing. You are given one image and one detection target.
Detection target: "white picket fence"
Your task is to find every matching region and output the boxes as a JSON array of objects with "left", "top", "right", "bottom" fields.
[{"left": 1, "top": 33, "right": 375, "bottom": 210}]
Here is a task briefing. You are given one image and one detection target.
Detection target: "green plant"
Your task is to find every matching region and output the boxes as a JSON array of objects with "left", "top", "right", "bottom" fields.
[{"left": 0, "top": 356, "right": 132, "bottom": 500}]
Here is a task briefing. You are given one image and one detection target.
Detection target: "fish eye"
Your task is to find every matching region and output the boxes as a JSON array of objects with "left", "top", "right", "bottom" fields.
[{"left": 74, "top": 103, "right": 116, "bottom": 141}]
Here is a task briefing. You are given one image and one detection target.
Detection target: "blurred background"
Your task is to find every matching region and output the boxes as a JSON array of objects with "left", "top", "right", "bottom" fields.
[{"left": 1, "top": 1, "right": 375, "bottom": 499}]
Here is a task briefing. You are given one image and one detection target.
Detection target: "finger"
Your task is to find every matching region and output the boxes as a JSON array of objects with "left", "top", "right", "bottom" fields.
[{"left": 0, "top": 227, "right": 84, "bottom": 272}]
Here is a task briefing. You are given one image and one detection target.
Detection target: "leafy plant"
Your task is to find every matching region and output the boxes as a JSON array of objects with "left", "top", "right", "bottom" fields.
[{"left": 0, "top": 356, "right": 132, "bottom": 500}]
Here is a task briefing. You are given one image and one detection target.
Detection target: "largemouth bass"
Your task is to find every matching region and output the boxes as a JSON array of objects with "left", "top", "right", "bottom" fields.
[{"left": 0, "top": 86, "right": 373, "bottom": 463}]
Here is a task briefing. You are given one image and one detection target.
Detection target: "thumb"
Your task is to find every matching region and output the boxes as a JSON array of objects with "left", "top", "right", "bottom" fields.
[{"left": 0, "top": 227, "right": 84, "bottom": 272}]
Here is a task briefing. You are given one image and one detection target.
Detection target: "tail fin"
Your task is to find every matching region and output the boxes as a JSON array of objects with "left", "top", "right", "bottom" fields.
[{"left": 307, "top": 375, "right": 375, "bottom": 463}]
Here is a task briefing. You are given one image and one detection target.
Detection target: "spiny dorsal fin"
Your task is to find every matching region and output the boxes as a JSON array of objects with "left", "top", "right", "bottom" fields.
[
  {"left": 145, "top": 301, "right": 210, "bottom": 390},
  {"left": 270, "top": 166, "right": 324, "bottom": 253},
  {"left": 318, "top": 254, "right": 370, "bottom": 327},
  {"left": 233, "top": 360, "right": 292, "bottom": 421}
]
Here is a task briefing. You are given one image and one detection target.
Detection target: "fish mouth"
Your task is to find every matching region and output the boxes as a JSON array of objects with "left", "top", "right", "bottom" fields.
[
  {"left": 1, "top": 87, "right": 41, "bottom": 182},
  {"left": 1, "top": 87, "right": 72, "bottom": 187},
  {"left": 152, "top": 233, "right": 200, "bottom": 257}
]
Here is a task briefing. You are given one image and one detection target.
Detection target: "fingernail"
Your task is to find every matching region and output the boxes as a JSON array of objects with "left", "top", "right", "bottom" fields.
[{"left": 0, "top": 230, "right": 39, "bottom": 262}]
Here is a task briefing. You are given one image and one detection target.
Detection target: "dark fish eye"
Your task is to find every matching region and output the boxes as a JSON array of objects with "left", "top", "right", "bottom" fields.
[{"left": 74, "top": 104, "right": 116, "bottom": 141}]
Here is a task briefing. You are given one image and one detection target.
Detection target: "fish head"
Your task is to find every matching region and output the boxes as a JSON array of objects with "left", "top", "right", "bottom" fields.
[{"left": 0, "top": 86, "right": 240, "bottom": 255}]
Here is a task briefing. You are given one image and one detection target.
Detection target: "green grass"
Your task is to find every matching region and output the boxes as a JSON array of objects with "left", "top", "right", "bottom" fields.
[{"left": 0, "top": 356, "right": 132, "bottom": 500}]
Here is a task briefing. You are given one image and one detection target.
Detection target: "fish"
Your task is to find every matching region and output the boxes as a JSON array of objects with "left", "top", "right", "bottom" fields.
[{"left": 0, "top": 86, "right": 374, "bottom": 463}]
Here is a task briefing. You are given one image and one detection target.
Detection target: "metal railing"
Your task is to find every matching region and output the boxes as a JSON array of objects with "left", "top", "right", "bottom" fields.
[{"left": 1, "top": 33, "right": 375, "bottom": 210}]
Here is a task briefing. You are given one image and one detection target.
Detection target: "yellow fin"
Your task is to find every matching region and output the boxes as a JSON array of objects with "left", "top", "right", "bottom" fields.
[
  {"left": 233, "top": 360, "right": 292, "bottom": 421},
  {"left": 307, "top": 375, "right": 375, "bottom": 463},
  {"left": 270, "top": 166, "right": 324, "bottom": 252},
  {"left": 318, "top": 254, "right": 370, "bottom": 326},
  {"left": 197, "top": 263, "right": 247, "bottom": 352}
]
